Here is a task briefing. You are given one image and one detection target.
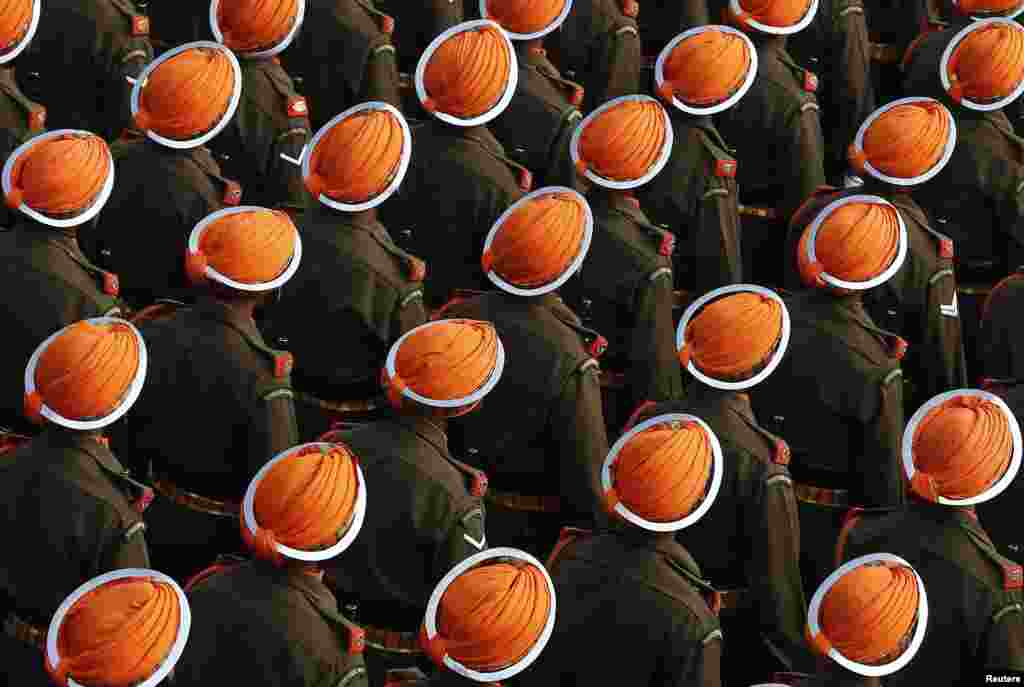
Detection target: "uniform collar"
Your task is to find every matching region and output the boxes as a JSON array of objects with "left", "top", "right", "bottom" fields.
[
  {"left": 693, "top": 384, "right": 754, "bottom": 419},
  {"left": 451, "top": 124, "right": 506, "bottom": 157},
  {"left": 195, "top": 298, "right": 262, "bottom": 340},
  {"left": 394, "top": 414, "right": 450, "bottom": 456},
  {"left": 40, "top": 429, "right": 126, "bottom": 474}
]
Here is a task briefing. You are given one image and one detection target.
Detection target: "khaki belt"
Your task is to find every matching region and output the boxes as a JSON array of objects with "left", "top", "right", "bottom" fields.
[
  {"left": 152, "top": 478, "right": 240, "bottom": 519},
  {"left": 361, "top": 623, "right": 423, "bottom": 655},
  {"left": 738, "top": 204, "right": 779, "bottom": 220},
  {"left": 870, "top": 42, "right": 903, "bottom": 64},
  {"left": 486, "top": 488, "right": 562, "bottom": 514},
  {"left": 793, "top": 482, "right": 849, "bottom": 507},
  {"left": 3, "top": 611, "right": 45, "bottom": 651}
]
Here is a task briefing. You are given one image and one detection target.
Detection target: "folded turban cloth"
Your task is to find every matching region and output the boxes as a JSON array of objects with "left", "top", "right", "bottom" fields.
[
  {"left": 911, "top": 395, "right": 1014, "bottom": 501},
  {"left": 390, "top": 320, "right": 500, "bottom": 411},
  {"left": 432, "top": 561, "right": 551, "bottom": 672},
  {"left": 681, "top": 292, "right": 783, "bottom": 380},
  {"left": 850, "top": 101, "right": 951, "bottom": 180},
  {"left": 659, "top": 29, "right": 752, "bottom": 106},
  {"left": 0, "top": 0, "right": 33, "bottom": 53},
  {"left": 245, "top": 444, "right": 360, "bottom": 564},
  {"left": 217, "top": 0, "right": 298, "bottom": 53},
  {"left": 483, "top": 192, "right": 587, "bottom": 288},
  {"left": 577, "top": 99, "right": 667, "bottom": 182},
  {"left": 485, "top": 0, "right": 566, "bottom": 35},
  {"left": 28, "top": 321, "right": 140, "bottom": 423},
  {"left": 305, "top": 109, "right": 404, "bottom": 203},
  {"left": 422, "top": 25, "right": 512, "bottom": 119},
  {"left": 48, "top": 577, "right": 181, "bottom": 687},
  {"left": 612, "top": 420, "right": 713, "bottom": 522},
  {"left": 946, "top": 23, "right": 1024, "bottom": 103},
  {"left": 189, "top": 208, "right": 297, "bottom": 285},
  {"left": 798, "top": 201, "right": 900, "bottom": 286},
  {"left": 733, "top": 0, "right": 813, "bottom": 28},
  {"left": 135, "top": 47, "right": 236, "bottom": 141},
  {"left": 818, "top": 563, "right": 920, "bottom": 664},
  {"left": 4, "top": 133, "right": 110, "bottom": 215},
  {"left": 956, "top": 0, "right": 1023, "bottom": 14}
]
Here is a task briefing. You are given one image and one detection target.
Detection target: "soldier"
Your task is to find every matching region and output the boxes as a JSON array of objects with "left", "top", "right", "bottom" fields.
[
  {"left": 109, "top": 206, "right": 301, "bottom": 581},
  {"left": 981, "top": 268, "right": 1024, "bottom": 380},
  {"left": 324, "top": 319, "right": 499, "bottom": 686},
  {"left": 375, "top": 0, "right": 463, "bottom": 73},
  {"left": 209, "top": 0, "right": 311, "bottom": 213},
  {"left": 483, "top": 0, "right": 585, "bottom": 190},
  {"left": 0, "top": 131, "right": 121, "bottom": 433},
  {"left": 175, "top": 442, "right": 368, "bottom": 686},
  {"left": 41, "top": 569, "right": 189, "bottom": 687},
  {"left": 753, "top": 194, "right": 907, "bottom": 591},
  {"left": 440, "top": 187, "right": 609, "bottom": 558},
  {"left": 839, "top": 388, "right": 1024, "bottom": 684},
  {"left": 525, "top": 413, "right": 724, "bottom": 686},
  {"left": 977, "top": 376, "right": 1024, "bottom": 559},
  {"left": 547, "top": 0, "right": 642, "bottom": 113},
  {"left": 640, "top": 26, "right": 754, "bottom": 294},
  {"left": 280, "top": 0, "right": 400, "bottom": 132},
  {"left": 16, "top": 0, "right": 152, "bottom": 141},
  {"left": 716, "top": 0, "right": 827, "bottom": 287},
  {"left": 0, "top": 0, "right": 44, "bottom": 161},
  {"left": 629, "top": 285, "right": 811, "bottom": 685},
  {"left": 1, "top": 319, "right": 151, "bottom": 684},
  {"left": 562, "top": 94, "right": 682, "bottom": 426},
  {"left": 382, "top": 19, "right": 525, "bottom": 306},
  {"left": 86, "top": 41, "right": 243, "bottom": 308}
]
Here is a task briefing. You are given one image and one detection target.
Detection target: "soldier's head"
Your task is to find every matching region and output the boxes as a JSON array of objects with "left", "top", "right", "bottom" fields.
[
  {"left": 655, "top": 26, "right": 757, "bottom": 118},
  {"left": 210, "top": 0, "right": 304, "bottom": 58},
  {"left": 724, "top": 0, "right": 818, "bottom": 38},
  {"left": 676, "top": 285, "right": 789, "bottom": 391},
  {"left": 480, "top": 0, "right": 572, "bottom": 42},
  {"left": 951, "top": 0, "right": 1024, "bottom": 20},
  {"left": 807, "top": 554, "right": 928, "bottom": 678},
  {"left": 131, "top": 42, "right": 242, "bottom": 150},
  {"left": 0, "top": 0, "right": 39, "bottom": 65},
  {"left": 185, "top": 206, "right": 301, "bottom": 308},
  {"left": 601, "top": 413, "right": 723, "bottom": 537},
  {"left": 3, "top": 130, "right": 114, "bottom": 231},
  {"left": 44, "top": 569, "right": 189, "bottom": 687},
  {"left": 241, "top": 442, "right": 368, "bottom": 569},
  {"left": 382, "top": 319, "right": 505, "bottom": 420},
  {"left": 24, "top": 318, "right": 147, "bottom": 434},
  {"left": 903, "top": 388, "right": 1022, "bottom": 506},
  {"left": 481, "top": 186, "right": 592, "bottom": 298},
  {"left": 421, "top": 548, "right": 556, "bottom": 682},
  {"left": 939, "top": 18, "right": 1024, "bottom": 113}
]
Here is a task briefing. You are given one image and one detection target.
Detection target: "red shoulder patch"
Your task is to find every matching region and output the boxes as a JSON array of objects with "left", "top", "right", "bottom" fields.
[
  {"left": 471, "top": 471, "right": 488, "bottom": 498},
  {"left": 715, "top": 158, "right": 737, "bottom": 179},
  {"left": 772, "top": 439, "right": 790, "bottom": 466},
  {"left": 380, "top": 14, "right": 395, "bottom": 35},
  {"left": 940, "top": 237, "right": 954, "bottom": 259},
  {"left": 131, "top": 15, "right": 150, "bottom": 37},
  {"left": 518, "top": 168, "right": 532, "bottom": 192},
  {"left": 621, "top": 0, "right": 639, "bottom": 17},
  {"left": 27, "top": 105, "right": 45, "bottom": 132},
  {"left": 803, "top": 70, "right": 818, "bottom": 93},
  {"left": 274, "top": 351, "right": 294, "bottom": 379},
  {"left": 102, "top": 271, "right": 120, "bottom": 297},
  {"left": 134, "top": 486, "right": 154, "bottom": 513},
  {"left": 890, "top": 336, "right": 908, "bottom": 361},
  {"left": 349, "top": 626, "right": 366, "bottom": 655},
  {"left": 223, "top": 180, "right": 242, "bottom": 206},
  {"left": 589, "top": 334, "right": 608, "bottom": 358},
  {"left": 1002, "top": 561, "right": 1023, "bottom": 591},
  {"left": 407, "top": 256, "right": 426, "bottom": 282},
  {"left": 569, "top": 85, "right": 584, "bottom": 107},
  {"left": 286, "top": 96, "right": 308, "bottom": 119},
  {"left": 659, "top": 231, "right": 675, "bottom": 257}
]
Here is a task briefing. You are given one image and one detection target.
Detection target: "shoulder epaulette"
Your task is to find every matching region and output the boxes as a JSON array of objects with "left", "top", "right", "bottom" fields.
[
  {"left": 960, "top": 521, "right": 1024, "bottom": 591},
  {"left": 448, "top": 454, "right": 489, "bottom": 498}
]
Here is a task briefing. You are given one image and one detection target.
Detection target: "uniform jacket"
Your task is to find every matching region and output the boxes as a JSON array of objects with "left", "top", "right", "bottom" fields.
[
  {"left": 374, "top": 0, "right": 463, "bottom": 73},
  {"left": 974, "top": 379, "right": 1024, "bottom": 562},
  {"left": 981, "top": 269, "right": 1024, "bottom": 381},
  {"left": 0, "top": 66, "right": 44, "bottom": 164}
]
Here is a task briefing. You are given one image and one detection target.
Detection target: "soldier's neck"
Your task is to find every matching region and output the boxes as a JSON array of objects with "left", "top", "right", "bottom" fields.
[
  {"left": 346, "top": 207, "right": 379, "bottom": 229},
  {"left": 673, "top": 111, "right": 713, "bottom": 130},
  {"left": 516, "top": 38, "right": 545, "bottom": 59},
  {"left": 753, "top": 34, "right": 787, "bottom": 53},
  {"left": 457, "top": 124, "right": 491, "bottom": 140},
  {"left": 201, "top": 291, "right": 260, "bottom": 322}
]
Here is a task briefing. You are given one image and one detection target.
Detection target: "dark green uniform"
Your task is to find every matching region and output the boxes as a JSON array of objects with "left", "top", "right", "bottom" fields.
[
  {"left": 260, "top": 208, "right": 427, "bottom": 439},
  {"left": 0, "top": 430, "right": 150, "bottom": 686},
  {"left": 0, "top": 227, "right": 122, "bottom": 432},
  {"left": 146, "top": 0, "right": 211, "bottom": 49},
  {"left": 637, "top": 112, "right": 743, "bottom": 294},
  {"left": 974, "top": 378, "right": 1024, "bottom": 562},
  {"left": 636, "top": 0, "right": 710, "bottom": 51},
  {"left": 280, "top": 0, "right": 400, "bottom": 132},
  {"left": 175, "top": 561, "right": 368, "bottom": 687},
  {"left": 17, "top": 0, "right": 152, "bottom": 141},
  {"left": 375, "top": 0, "right": 463, "bottom": 74},
  {"left": 109, "top": 299, "right": 299, "bottom": 580},
  {"left": 863, "top": 0, "right": 936, "bottom": 102},
  {"left": 524, "top": 530, "right": 723, "bottom": 687},
  {"left": 842, "top": 502, "right": 1024, "bottom": 685},
  {"left": 443, "top": 291, "right": 609, "bottom": 558},
  {"left": 980, "top": 269, "right": 1024, "bottom": 380},
  {"left": 381, "top": 121, "right": 525, "bottom": 307},
  {"left": 0, "top": 65, "right": 45, "bottom": 162},
  {"left": 489, "top": 43, "right": 584, "bottom": 191}
]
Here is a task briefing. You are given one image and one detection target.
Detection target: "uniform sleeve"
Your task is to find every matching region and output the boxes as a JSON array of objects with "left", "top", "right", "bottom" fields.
[
  {"left": 586, "top": 19, "right": 641, "bottom": 110},
  {"left": 248, "top": 385, "right": 300, "bottom": 476},
  {"left": 91, "top": 13, "right": 153, "bottom": 141},
  {"left": 666, "top": 629, "right": 723, "bottom": 687},
  {"left": 986, "top": 150, "right": 1024, "bottom": 252},
  {"left": 854, "top": 370, "right": 905, "bottom": 507},
  {"left": 980, "top": 284, "right": 1020, "bottom": 379},
  {"left": 547, "top": 111, "right": 584, "bottom": 191},
  {"left": 829, "top": 0, "right": 875, "bottom": 177},
  {"left": 436, "top": 505, "right": 487, "bottom": 581},
  {"left": 679, "top": 0, "right": 711, "bottom": 30},
  {"left": 921, "top": 266, "right": 968, "bottom": 394},
  {"left": 783, "top": 98, "right": 828, "bottom": 220},
  {"left": 393, "top": 288, "right": 428, "bottom": 337},
  {"left": 99, "top": 517, "right": 150, "bottom": 571},
  {"left": 695, "top": 178, "right": 744, "bottom": 291},
  {"left": 629, "top": 270, "right": 684, "bottom": 407},
  {"left": 363, "top": 44, "right": 402, "bottom": 110},
  {"left": 985, "top": 602, "right": 1024, "bottom": 671}
]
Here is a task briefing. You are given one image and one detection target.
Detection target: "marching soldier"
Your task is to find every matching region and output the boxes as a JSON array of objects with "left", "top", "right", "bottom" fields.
[
  {"left": 0, "top": 0, "right": 44, "bottom": 161},
  {"left": 261, "top": 102, "right": 427, "bottom": 440},
  {"left": 981, "top": 268, "right": 1024, "bottom": 380},
  {"left": 840, "top": 388, "right": 1024, "bottom": 684},
  {"left": 1, "top": 319, "right": 151, "bottom": 684},
  {"left": 978, "top": 376, "right": 1024, "bottom": 559},
  {"left": 441, "top": 187, "right": 609, "bottom": 558},
  {"left": 110, "top": 206, "right": 301, "bottom": 581},
  {"left": 375, "top": 0, "right": 463, "bottom": 73},
  {"left": 146, "top": 0, "right": 211, "bottom": 48}
]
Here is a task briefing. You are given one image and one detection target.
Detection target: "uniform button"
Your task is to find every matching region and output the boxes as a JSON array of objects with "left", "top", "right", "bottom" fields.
[
  {"left": 278, "top": 337, "right": 289, "bottom": 346},
  {"left": 101, "top": 249, "right": 112, "bottom": 258}
]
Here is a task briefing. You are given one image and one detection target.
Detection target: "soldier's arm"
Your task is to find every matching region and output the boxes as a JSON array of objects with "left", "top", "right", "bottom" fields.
[
  {"left": 991, "top": 154, "right": 1024, "bottom": 253},
  {"left": 629, "top": 270, "right": 684, "bottom": 407},
  {"left": 829, "top": 0, "right": 875, "bottom": 176},
  {"left": 94, "top": 11, "right": 153, "bottom": 141},
  {"left": 392, "top": 288, "right": 428, "bottom": 337},
  {"left": 921, "top": 266, "right": 968, "bottom": 392},
  {"left": 266, "top": 108, "right": 311, "bottom": 215},
  {"left": 99, "top": 516, "right": 150, "bottom": 571},
  {"left": 984, "top": 601, "right": 1024, "bottom": 671},
  {"left": 667, "top": 629, "right": 723, "bottom": 687},
  {"left": 363, "top": 43, "right": 402, "bottom": 110},
  {"left": 855, "top": 369, "right": 905, "bottom": 507},
  {"left": 587, "top": 18, "right": 641, "bottom": 109},
  {"left": 249, "top": 381, "right": 300, "bottom": 476},
  {"left": 436, "top": 506, "right": 487, "bottom": 581},
  {"left": 694, "top": 177, "right": 743, "bottom": 290},
  {"left": 679, "top": 0, "right": 711, "bottom": 31},
  {"left": 783, "top": 98, "right": 828, "bottom": 221},
  {"left": 980, "top": 281, "right": 1021, "bottom": 379},
  {"left": 547, "top": 110, "right": 585, "bottom": 191}
]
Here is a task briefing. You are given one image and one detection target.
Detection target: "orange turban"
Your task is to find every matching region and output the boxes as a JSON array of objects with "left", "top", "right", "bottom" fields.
[
  {"left": 191, "top": 209, "right": 297, "bottom": 285},
  {"left": 432, "top": 561, "right": 551, "bottom": 671},
  {"left": 682, "top": 292, "right": 783, "bottom": 379},
  {"left": 946, "top": 24, "right": 1024, "bottom": 103},
  {"left": 852, "top": 102, "right": 951, "bottom": 180},
  {"left": 485, "top": 0, "right": 566, "bottom": 34},
  {"left": 612, "top": 421, "right": 713, "bottom": 522},
  {"left": 422, "top": 25, "right": 512, "bottom": 119},
  {"left": 306, "top": 110, "right": 404, "bottom": 203},
  {"left": 217, "top": 0, "right": 299, "bottom": 53},
  {"left": 29, "top": 321, "right": 140, "bottom": 423},
  {"left": 390, "top": 320, "right": 500, "bottom": 411},
  {"left": 577, "top": 100, "right": 667, "bottom": 182},
  {"left": 135, "top": 47, "right": 236, "bottom": 141},
  {"left": 911, "top": 395, "right": 1014, "bottom": 500},
  {"left": 956, "top": 0, "right": 1023, "bottom": 14},
  {"left": 0, "top": 0, "right": 33, "bottom": 52},
  {"left": 819, "top": 563, "right": 920, "bottom": 664},
  {"left": 484, "top": 192, "right": 587, "bottom": 288},
  {"left": 4, "top": 133, "right": 110, "bottom": 215},
  {"left": 798, "top": 202, "right": 900, "bottom": 285},
  {"left": 49, "top": 578, "right": 181, "bottom": 687},
  {"left": 734, "top": 0, "right": 813, "bottom": 28},
  {"left": 659, "top": 29, "right": 751, "bottom": 106},
  {"left": 246, "top": 444, "right": 360, "bottom": 564}
]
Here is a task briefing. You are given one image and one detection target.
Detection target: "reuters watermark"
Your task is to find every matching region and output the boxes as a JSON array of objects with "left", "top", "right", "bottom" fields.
[{"left": 986, "top": 674, "right": 1023, "bottom": 684}]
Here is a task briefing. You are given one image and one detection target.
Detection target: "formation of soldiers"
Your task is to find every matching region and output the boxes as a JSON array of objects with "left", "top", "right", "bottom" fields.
[{"left": 3, "top": 0, "right": 1024, "bottom": 685}]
